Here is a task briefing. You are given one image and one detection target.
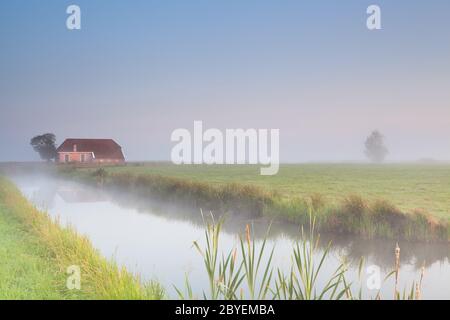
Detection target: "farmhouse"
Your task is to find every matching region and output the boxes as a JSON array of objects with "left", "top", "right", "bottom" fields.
[{"left": 56, "top": 138, "right": 125, "bottom": 164}]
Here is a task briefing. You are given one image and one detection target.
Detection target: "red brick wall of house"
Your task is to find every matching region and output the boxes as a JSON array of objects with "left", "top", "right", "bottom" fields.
[
  {"left": 58, "top": 152, "right": 94, "bottom": 163},
  {"left": 58, "top": 152, "right": 125, "bottom": 164}
]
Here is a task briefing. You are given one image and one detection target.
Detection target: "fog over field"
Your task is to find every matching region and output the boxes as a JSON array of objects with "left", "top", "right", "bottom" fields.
[{"left": 1, "top": 1, "right": 450, "bottom": 162}]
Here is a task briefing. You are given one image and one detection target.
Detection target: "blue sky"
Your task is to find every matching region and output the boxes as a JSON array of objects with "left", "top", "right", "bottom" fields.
[{"left": 1, "top": 0, "right": 450, "bottom": 161}]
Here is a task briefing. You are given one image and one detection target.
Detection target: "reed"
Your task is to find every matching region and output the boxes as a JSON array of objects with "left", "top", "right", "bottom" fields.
[
  {"left": 273, "top": 213, "right": 351, "bottom": 300},
  {"left": 178, "top": 209, "right": 427, "bottom": 300}
]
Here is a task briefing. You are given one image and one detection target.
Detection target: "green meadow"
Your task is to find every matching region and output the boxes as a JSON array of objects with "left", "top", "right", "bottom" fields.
[{"left": 82, "top": 163, "right": 450, "bottom": 221}]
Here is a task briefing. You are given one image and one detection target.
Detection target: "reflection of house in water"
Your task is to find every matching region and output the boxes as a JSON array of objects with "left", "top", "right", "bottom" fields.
[
  {"left": 32, "top": 185, "right": 58, "bottom": 210},
  {"left": 57, "top": 185, "right": 107, "bottom": 203}
]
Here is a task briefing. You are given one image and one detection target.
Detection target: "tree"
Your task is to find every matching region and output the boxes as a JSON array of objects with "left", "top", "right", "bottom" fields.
[
  {"left": 30, "top": 133, "right": 57, "bottom": 162},
  {"left": 364, "top": 130, "right": 388, "bottom": 163}
]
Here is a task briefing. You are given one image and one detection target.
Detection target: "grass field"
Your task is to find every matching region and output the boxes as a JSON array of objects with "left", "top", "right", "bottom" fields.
[
  {"left": 0, "top": 176, "right": 164, "bottom": 300},
  {"left": 0, "top": 200, "right": 84, "bottom": 299},
  {"left": 81, "top": 163, "right": 450, "bottom": 221}
]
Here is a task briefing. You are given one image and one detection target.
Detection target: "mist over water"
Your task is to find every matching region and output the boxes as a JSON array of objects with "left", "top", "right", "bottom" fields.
[{"left": 10, "top": 173, "right": 450, "bottom": 299}]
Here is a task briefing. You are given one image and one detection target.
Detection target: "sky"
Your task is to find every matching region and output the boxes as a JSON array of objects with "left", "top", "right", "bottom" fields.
[{"left": 1, "top": 0, "right": 450, "bottom": 162}]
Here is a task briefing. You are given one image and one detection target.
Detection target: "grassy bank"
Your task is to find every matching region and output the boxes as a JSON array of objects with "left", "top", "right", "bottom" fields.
[
  {"left": 0, "top": 199, "right": 83, "bottom": 299},
  {"left": 0, "top": 176, "right": 164, "bottom": 300},
  {"left": 79, "top": 163, "right": 450, "bottom": 220},
  {"left": 66, "top": 165, "right": 449, "bottom": 242}
]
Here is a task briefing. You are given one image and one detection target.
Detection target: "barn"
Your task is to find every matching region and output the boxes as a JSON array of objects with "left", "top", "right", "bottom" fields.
[{"left": 56, "top": 139, "right": 125, "bottom": 164}]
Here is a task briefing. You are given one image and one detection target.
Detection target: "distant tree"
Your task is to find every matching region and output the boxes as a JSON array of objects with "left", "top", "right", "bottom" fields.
[
  {"left": 30, "top": 133, "right": 57, "bottom": 162},
  {"left": 364, "top": 130, "right": 388, "bottom": 163}
]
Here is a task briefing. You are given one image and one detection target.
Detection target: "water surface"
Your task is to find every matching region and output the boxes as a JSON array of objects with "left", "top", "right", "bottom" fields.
[{"left": 12, "top": 175, "right": 450, "bottom": 299}]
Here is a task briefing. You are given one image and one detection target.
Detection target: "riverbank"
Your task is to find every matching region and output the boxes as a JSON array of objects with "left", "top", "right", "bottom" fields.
[
  {"left": 0, "top": 194, "right": 82, "bottom": 299},
  {"left": 64, "top": 164, "right": 450, "bottom": 242},
  {"left": 0, "top": 176, "right": 164, "bottom": 300},
  {"left": 81, "top": 163, "right": 450, "bottom": 219}
]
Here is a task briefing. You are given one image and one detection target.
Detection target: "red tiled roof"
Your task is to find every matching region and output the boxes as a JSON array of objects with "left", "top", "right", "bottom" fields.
[{"left": 56, "top": 139, "right": 125, "bottom": 160}]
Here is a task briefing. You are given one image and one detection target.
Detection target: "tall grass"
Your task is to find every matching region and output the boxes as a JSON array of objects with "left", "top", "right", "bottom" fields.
[
  {"left": 177, "top": 210, "right": 426, "bottom": 300},
  {"left": 72, "top": 169, "right": 449, "bottom": 242},
  {"left": 0, "top": 177, "right": 164, "bottom": 300},
  {"left": 82, "top": 170, "right": 275, "bottom": 218},
  {"left": 272, "top": 215, "right": 351, "bottom": 300}
]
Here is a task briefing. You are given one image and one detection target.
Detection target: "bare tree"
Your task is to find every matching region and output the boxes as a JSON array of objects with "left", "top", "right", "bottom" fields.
[
  {"left": 30, "top": 133, "right": 57, "bottom": 162},
  {"left": 364, "top": 130, "right": 388, "bottom": 163}
]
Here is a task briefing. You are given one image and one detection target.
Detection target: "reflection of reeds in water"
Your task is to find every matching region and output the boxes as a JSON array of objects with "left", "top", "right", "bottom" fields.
[
  {"left": 394, "top": 243, "right": 401, "bottom": 298},
  {"left": 176, "top": 209, "right": 426, "bottom": 300},
  {"left": 110, "top": 187, "right": 450, "bottom": 273}
]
